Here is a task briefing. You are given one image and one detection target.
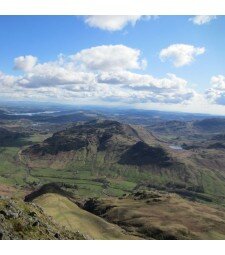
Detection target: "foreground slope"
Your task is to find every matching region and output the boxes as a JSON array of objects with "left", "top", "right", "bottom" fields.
[
  {"left": 83, "top": 190, "right": 225, "bottom": 240},
  {"left": 34, "top": 193, "right": 138, "bottom": 240},
  {"left": 0, "top": 195, "right": 84, "bottom": 240},
  {"left": 31, "top": 190, "right": 225, "bottom": 240}
]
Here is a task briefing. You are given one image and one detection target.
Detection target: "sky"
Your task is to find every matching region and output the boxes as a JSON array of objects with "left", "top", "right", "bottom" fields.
[{"left": 0, "top": 15, "right": 225, "bottom": 114}]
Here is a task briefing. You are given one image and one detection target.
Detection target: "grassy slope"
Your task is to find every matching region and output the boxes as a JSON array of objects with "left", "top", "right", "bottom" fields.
[
  {"left": 1, "top": 133, "right": 225, "bottom": 204},
  {"left": 33, "top": 190, "right": 225, "bottom": 240},
  {"left": 0, "top": 144, "right": 137, "bottom": 199},
  {"left": 0, "top": 147, "right": 27, "bottom": 186},
  {"left": 2, "top": 132, "right": 225, "bottom": 207},
  {"left": 2, "top": 130, "right": 225, "bottom": 239},
  {"left": 85, "top": 192, "right": 225, "bottom": 240},
  {"left": 34, "top": 193, "right": 137, "bottom": 240},
  {"left": 22, "top": 125, "right": 225, "bottom": 201}
]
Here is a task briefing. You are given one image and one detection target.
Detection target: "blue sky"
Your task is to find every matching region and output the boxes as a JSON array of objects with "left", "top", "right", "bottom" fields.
[{"left": 0, "top": 15, "right": 225, "bottom": 114}]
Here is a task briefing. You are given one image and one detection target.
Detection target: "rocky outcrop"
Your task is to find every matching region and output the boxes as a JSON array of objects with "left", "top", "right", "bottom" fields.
[
  {"left": 23, "top": 120, "right": 173, "bottom": 169},
  {"left": 0, "top": 195, "right": 84, "bottom": 240}
]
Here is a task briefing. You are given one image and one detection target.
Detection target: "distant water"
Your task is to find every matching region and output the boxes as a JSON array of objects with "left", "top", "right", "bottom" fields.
[
  {"left": 169, "top": 145, "right": 183, "bottom": 150},
  {"left": 7, "top": 111, "right": 60, "bottom": 116}
]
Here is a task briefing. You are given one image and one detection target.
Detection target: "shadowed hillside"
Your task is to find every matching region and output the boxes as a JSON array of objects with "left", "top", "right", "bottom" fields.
[{"left": 0, "top": 127, "right": 26, "bottom": 147}]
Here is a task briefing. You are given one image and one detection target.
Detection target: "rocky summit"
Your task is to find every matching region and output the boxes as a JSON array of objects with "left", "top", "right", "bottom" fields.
[{"left": 23, "top": 119, "right": 174, "bottom": 170}]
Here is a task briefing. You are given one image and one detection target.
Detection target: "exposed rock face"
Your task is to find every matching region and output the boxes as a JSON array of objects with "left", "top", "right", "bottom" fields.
[
  {"left": 26, "top": 120, "right": 140, "bottom": 154},
  {"left": 0, "top": 195, "right": 84, "bottom": 240}
]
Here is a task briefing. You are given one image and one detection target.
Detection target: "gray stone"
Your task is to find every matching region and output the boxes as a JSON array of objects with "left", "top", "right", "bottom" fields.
[
  {"left": 28, "top": 211, "right": 37, "bottom": 217},
  {"left": 7, "top": 210, "right": 19, "bottom": 219},
  {"left": 32, "top": 220, "right": 40, "bottom": 227},
  {"left": 54, "top": 233, "right": 60, "bottom": 239},
  {"left": 0, "top": 213, "right": 5, "bottom": 221},
  {"left": 0, "top": 229, "right": 3, "bottom": 240},
  {"left": 0, "top": 210, "right": 7, "bottom": 217}
]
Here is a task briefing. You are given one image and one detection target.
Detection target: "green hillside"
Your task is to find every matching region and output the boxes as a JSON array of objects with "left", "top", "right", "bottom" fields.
[{"left": 34, "top": 193, "right": 137, "bottom": 240}]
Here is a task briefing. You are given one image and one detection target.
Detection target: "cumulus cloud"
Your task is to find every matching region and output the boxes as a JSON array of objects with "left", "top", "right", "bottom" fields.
[
  {"left": 206, "top": 75, "right": 225, "bottom": 105},
  {"left": 0, "top": 44, "right": 198, "bottom": 105},
  {"left": 0, "top": 71, "right": 19, "bottom": 87},
  {"left": 15, "top": 45, "right": 146, "bottom": 88},
  {"left": 159, "top": 44, "right": 205, "bottom": 67},
  {"left": 97, "top": 71, "right": 195, "bottom": 103},
  {"left": 97, "top": 71, "right": 186, "bottom": 90},
  {"left": 97, "top": 71, "right": 152, "bottom": 85},
  {"left": 189, "top": 15, "right": 216, "bottom": 25},
  {"left": 14, "top": 55, "right": 38, "bottom": 72},
  {"left": 72, "top": 44, "right": 147, "bottom": 71},
  {"left": 84, "top": 15, "right": 146, "bottom": 31},
  {"left": 17, "top": 65, "right": 96, "bottom": 89}
]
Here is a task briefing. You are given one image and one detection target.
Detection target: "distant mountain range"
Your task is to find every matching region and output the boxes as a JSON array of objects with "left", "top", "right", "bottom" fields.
[{"left": 0, "top": 102, "right": 222, "bottom": 124}]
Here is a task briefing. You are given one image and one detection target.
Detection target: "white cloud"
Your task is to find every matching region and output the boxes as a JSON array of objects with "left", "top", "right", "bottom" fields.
[
  {"left": 0, "top": 71, "right": 19, "bottom": 87},
  {"left": 97, "top": 71, "right": 152, "bottom": 85},
  {"left": 14, "top": 45, "right": 146, "bottom": 88},
  {"left": 73, "top": 44, "right": 146, "bottom": 71},
  {"left": 84, "top": 15, "right": 145, "bottom": 31},
  {"left": 211, "top": 75, "right": 225, "bottom": 90},
  {"left": 189, "top": 15, "right": 216, "bottom": 25},
  {"left": 97, "top": 71, "right": 195, "bottom": 104},
  {"left": 159, "top": 44, "right": 205, "bottom": 67},
  {"left": 206, "top": 75, "right": 225, "bottom": 105},
  {"left": 14, "top": 55, "right": 38, "bottom": 72},
  {"left": 98, "top": 71, "right": 186, "bottom": 90},
  {"left": 0, "top": 45, "right": 200, "bottom": 106},
  {"left": 17, "top": 64, "right": 96, "bottom": 89}
]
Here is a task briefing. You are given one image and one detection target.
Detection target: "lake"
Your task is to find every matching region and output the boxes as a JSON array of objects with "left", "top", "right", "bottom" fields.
[{"left": 169, "top": 145, "right": 183, "bottom": 150}]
